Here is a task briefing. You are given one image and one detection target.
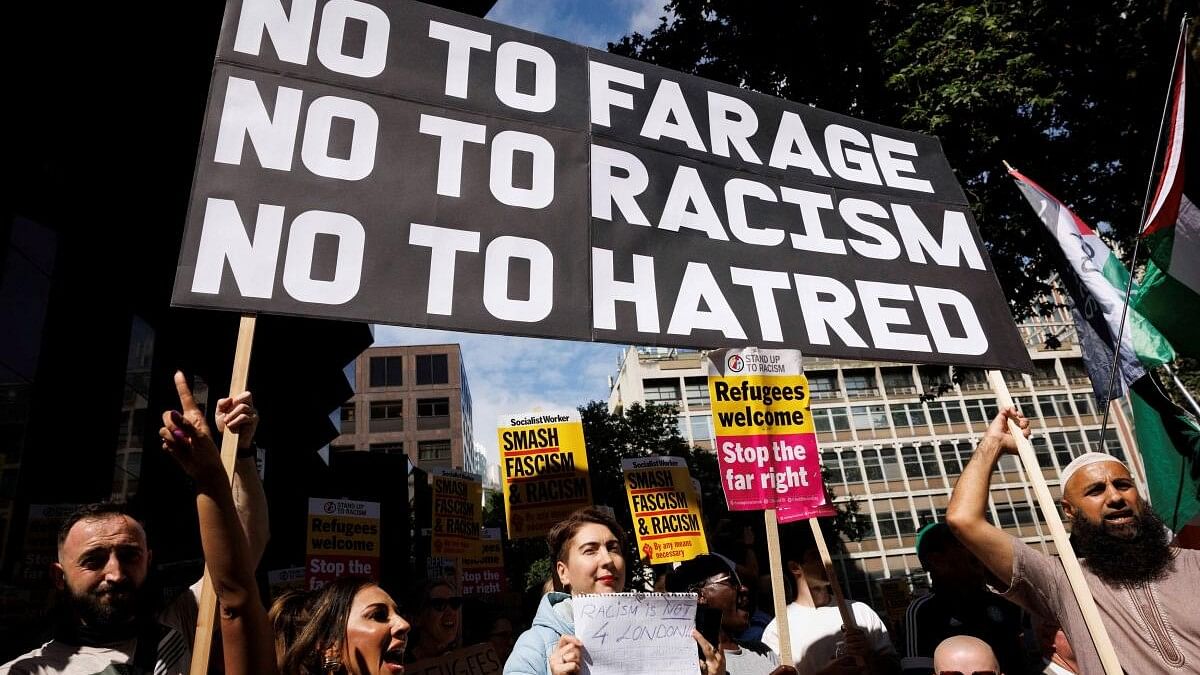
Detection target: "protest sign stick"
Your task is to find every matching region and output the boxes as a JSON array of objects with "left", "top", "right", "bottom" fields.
[
  {"left": 190, "top": 313, "right": 257, "bottom": 675},
  {"left": 763, "top": 509, "right": 793, "bottom": 666},
  {"left": 986, "top": 370, "right": 1121, "bottom": 675},
  {"left": 806, "top": 518, "right": 856, "bottom": 630}
]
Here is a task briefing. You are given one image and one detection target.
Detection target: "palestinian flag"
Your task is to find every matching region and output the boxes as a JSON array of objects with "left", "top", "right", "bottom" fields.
[
  {"left": 1130, "top": 375, "right": 1200, "bottom": 533},
  {"left": 1009, "top": 169, "right": 1174, "bottom": 407},
  {"left": 1134, "top": 25, "right": 1200, "bottom": 358}
]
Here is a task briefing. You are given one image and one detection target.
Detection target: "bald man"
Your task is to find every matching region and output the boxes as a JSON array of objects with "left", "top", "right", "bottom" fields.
[
  {"left": 947, "top": 407, "right": 1200, "bottom": 674},
  {"left": 931, "top": 636, "right": 999, "bottom": 675}
]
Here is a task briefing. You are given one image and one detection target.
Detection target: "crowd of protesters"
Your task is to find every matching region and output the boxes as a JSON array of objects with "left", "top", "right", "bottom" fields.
[{"left": 2, "top": 374, "right": 1198, "bottom": 675}]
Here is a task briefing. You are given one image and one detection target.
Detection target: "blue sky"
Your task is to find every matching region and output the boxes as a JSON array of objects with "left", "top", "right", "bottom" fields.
[{"left": 374, "top": 1, "right": 671, "bottom": 469}]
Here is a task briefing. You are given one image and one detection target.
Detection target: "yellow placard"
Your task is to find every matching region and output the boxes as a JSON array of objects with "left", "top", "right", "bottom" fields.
[
  {"left": 498, "top": 410, "right": 592, "bottom": 539},
  {"left": 709, "top": 375, "right": 814, "bottom": 436},
  {"left": 431, "top": 469, "right": 484, "bottom": 559},
  {"left": 622, "top": 456, "right": 708, "bottom": 564}
]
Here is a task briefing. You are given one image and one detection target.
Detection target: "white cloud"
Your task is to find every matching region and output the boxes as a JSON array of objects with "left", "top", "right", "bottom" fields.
[
  {"left": 373, "top": 326, "right": 622, "bottom": 467},
  {"left": 624, "top": 0, "right": 671, "bottom": 36}
]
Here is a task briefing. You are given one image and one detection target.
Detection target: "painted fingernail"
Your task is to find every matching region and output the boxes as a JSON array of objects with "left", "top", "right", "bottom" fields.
[
  {"left": 170, "top": 411, "right": 183, "bottom": 426},
  {"left": 172, "top": 429, "right": 186, "bottom": 442}
]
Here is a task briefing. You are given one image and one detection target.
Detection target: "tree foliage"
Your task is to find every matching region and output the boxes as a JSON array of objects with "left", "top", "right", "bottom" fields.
[{"left": 610, "top": 1, "right": 1198, "bottom": 319}]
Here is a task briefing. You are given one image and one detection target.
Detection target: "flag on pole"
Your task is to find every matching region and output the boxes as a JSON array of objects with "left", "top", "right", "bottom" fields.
[
  {"left": 1009, "top": 168, "right": 1174, "bottom": 408},
  {"left": 1133, "top": 25, "right": 1200, "bottom": 358},
  {"left": 1129, "top": 375, "right": 1200, "bottom": 532}
]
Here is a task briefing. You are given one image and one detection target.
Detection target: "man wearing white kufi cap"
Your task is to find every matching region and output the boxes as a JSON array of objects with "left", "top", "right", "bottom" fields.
[{"left": 946, "top": 407, "right": 1200, "bottom": 675}]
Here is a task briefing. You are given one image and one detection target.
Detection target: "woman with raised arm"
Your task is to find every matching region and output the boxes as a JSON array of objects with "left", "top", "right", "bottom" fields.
[{"left": 159, "top": 372, "right": 277, "bottom": 675}]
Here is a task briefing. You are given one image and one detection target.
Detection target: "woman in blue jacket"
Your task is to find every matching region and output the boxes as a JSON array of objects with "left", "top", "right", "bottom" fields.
[{"left": 504, "top": 507, "right": 724, "bottom": 675}]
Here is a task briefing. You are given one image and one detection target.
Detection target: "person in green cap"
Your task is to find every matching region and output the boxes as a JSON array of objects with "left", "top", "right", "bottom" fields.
[{"left": 900, "top": 522, "right": 1025, "bottom": 675}]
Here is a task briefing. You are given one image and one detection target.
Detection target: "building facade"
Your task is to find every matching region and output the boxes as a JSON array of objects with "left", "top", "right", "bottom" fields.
[
  {"left": 331, "top": 345, "right": 479, "bottom": 476},
  {"left": 608, "top": 303, "right": 1144, "bottom": 617}
]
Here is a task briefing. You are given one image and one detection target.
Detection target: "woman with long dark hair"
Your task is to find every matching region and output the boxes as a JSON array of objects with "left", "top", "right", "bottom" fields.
[{"left": 279, "top": 576, "right": 410, "bottom": 675}]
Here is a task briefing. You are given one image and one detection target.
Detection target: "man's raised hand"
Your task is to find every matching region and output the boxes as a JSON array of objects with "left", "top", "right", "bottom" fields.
[{"left": 984, "top": 405, "right": 1031, "bottom": 455}]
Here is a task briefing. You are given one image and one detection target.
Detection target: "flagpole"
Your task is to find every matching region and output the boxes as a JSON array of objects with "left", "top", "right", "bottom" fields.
[
  {"left": 1095, "top": 18, "right": 1188, "bottom": 451},
  {"left": 1163, "top": 363, "right": 1200, "bottom": 418}
]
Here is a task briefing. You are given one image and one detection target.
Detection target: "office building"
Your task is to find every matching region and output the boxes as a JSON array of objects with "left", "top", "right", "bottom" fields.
[
  {"left": 331, "top": 345, "right": 479, "bottom": 476},
  {"left": 607, "top": 302, "right": 1144, "bottom": 618}
]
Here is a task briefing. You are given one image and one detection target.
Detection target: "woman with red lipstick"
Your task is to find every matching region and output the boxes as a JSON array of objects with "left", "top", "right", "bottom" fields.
[
  {"left": 280, "top": 577, "right": 411, "bottom": 675},
  {"left": 503, "top": 507, "right": 725, "bottom": 675}
]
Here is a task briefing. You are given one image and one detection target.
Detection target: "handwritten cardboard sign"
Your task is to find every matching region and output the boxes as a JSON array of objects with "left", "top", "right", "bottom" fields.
[
  {"left": 622, "top": 457, "right": 708, "bottom": 564},
  {"left": 406, "top": 643, "right": 502, "bottom": 675},
  {"left": 574, "top": 593, "right": 698, "bottom": 675},
  {"left": 707, "top": 348, "right": 825, "bottom": 511}
]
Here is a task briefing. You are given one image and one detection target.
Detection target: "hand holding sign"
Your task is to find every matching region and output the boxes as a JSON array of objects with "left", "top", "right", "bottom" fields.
[
  {"left": 160, "top": 371, "right": 224, "bottom": 484},
  {"left": 549, "top": 635, "right": 583, "bottom": 675},
  {"left": 215, "top": 390, "right": 259, "bottom": 449}
]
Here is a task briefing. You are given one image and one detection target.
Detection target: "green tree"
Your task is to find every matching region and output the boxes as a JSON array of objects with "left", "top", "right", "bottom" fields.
[{"left": 611, "top": 1, "right": 1197, "bottom": 319}]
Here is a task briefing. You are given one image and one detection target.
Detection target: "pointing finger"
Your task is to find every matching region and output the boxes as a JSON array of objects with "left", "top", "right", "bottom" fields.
[{"left": 174, "top": 371, "right": 199, "bottom": 413}]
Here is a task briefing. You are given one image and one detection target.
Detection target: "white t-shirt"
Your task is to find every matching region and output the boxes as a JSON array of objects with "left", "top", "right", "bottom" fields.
[
  {"left": 761, "top": 601, "right": 895, "bottom": 675},
  {"left": 0, "top": 585, "right": 197, "bottom": 675}
]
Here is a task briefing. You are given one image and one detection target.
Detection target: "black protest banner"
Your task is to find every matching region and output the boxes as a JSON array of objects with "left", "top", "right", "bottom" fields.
[{"left": 173, "top": 0, "right": 1031, "bottom": 371}]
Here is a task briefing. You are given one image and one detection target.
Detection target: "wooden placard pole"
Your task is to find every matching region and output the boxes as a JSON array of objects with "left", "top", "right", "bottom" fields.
[
  {"left": 986, "top": 370, "right": 1121, "bottom": 675},
  {"left": 190, "top": 314, "right": 257, "bottom": 675},
  {"left": 763, "top": 509, "right": 793, "bottom": 667},
  {"left": 807, "top": 518, "right": 856, "bottom": 630}
]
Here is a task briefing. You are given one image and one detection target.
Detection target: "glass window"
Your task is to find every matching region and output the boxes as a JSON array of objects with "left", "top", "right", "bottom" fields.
[
  {"left": 369, "top": 356, "right": 402, "bottom": 387},
  {"left": 369, "top": 442, "right": 405, "bottom": 455},
  {"left": 851, "top": 405, "right": 888, "bottom": 430},
  {"left": 1030, "top": 435, "right": 1055, "bottom": 468},
  {"left": 417, "top": 398, "right": 449, "bottom": 417},
  {"left": 891, "top": 402, "right": 927, "bottom": 431},
  {"left": 416, "top": 354, "right": 449, "bottom": 385},
  {"left": 684, "top": 377, "right": 710, "bottom": 407},
  {"left": 808, "top": 372, "right": 839, "bottom": 398},
  {"left": 369, "top": 401, "right": 403, "bottom": 419},
  {"left": 643, "top": 378, "right": 681, "bottom": 403},
  {"left": 813, "top": 408, "right": 832, "bottom": 433},
  {"left": 862, "top": 448, "right": 884, "bottom": 481},
  {"left": 688, "top": 414, "right": 713, "bottom": 441},
  {"left": 1084, "top": 429, "right": 1127, "bottom": 462},
  {"left": 881, "top": 368, "right": 915, "bottom": 394},
  {"left": 340, "top": 404, "right": 356, "bottom": 422},
  {"left": 1072, "top": 392, "right": 1097, "bottom": 416},
  {"left": 844, "top": 370, "right": 877, "bottom": 396},
  {"left": 822, "top": 450, "right": 843, "bottom": 484},
  {"left": 840, "top": 449, "right": 862, "bottom": 482},
  {"left": 418, "top": 439, "right": 452, "bottom": 460}
]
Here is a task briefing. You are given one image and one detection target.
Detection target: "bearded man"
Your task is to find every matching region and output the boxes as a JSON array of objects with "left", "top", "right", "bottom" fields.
[
  {"left": 1, "top": 382, "right": 268, "bottom": 675},
  {"left": 946, "top": 407, "right": 1200, "bottom": 673}
]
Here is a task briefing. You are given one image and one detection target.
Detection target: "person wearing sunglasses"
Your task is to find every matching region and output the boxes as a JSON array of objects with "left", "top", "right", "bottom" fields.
[
  {"left": 503, "top": 507, "right": 724, "bottom": 675},
  {"left": 668, "top": 554, "right": 797, "bottom": 675},
  {"left": 405, "top": 579, "right": 463, "bottom": 662},
  {"left": 931, "top": 635, "right": 1000, "bottom": 675}
]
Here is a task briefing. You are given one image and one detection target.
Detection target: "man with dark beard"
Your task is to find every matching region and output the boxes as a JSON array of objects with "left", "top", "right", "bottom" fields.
[
  {"left": 947, "top": 407, "right": 1200, "bottom": 674},
  {"left": 1, "top": 381, "right": 269, "bottom": 675}
]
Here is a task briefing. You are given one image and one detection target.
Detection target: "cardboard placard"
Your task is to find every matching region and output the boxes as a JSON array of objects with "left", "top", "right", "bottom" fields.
[
  {"left": 407, "top": 643, "right": 502, "bottom": 675},
  {"left": 461, "top": 527, "right": 506, "bottom": 595},
  {"left": 622, "top": 456, "right": 708, "bottom": 563},
  {"left": 172, "top": 0, "right": 1032, "bottom": 372},
  {"left": 305, "top": 497, "right": 381, "bottom": 589},
  {"left": 707, "top": 348, "right": 825, "bottom": 511},
  {"left": 498, "top": 410, "right": 592, "bottom": 539},
  {"left": 431, "top": 468, "right": 483, "bottom": 559}
]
